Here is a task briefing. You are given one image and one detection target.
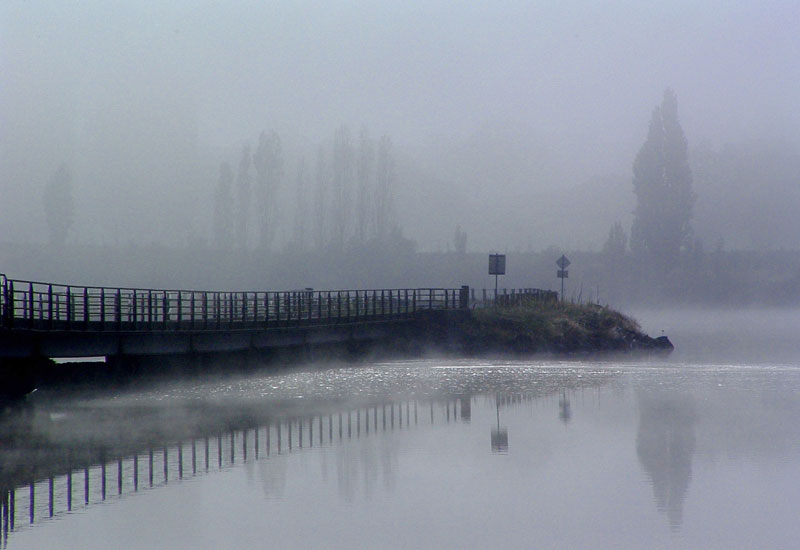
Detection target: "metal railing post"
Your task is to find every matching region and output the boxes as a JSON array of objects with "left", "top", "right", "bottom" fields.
[
  {"left": 66, "top": 286, "right": 72, "bottom": 330},
  {"left": 7, "top": 280, "right": 14, "bottom": 328},
  {"left": 163, "top": 290, "right": 169, "bottom": 330},
  {"left": 100, "top": 288, "right": 106, "bottom": 330},
  {"left": 131, "top": 290, "right": 137, "bottom": 329},
  {"left": 28, "top": 282, "right": 35, "bottom": 329},
  {"left": 147, "top": 290, "right": 152, "bottom": 330},
  {"left": 115, "top": 289, "right": 122, "bottom": 331},
  {"left": 176, "top": 292, "right": 182, "bottom": 329},
  {"left": 83, "top": 287, "right": 89, "bottom": 330},
  {"left": 48, "top": 285, "right": 53, "bottom": 329},
  {"left": 327, "top": 292, "right": 332, "bottom": 321},
  {"left": 0, "top": 275, "right": 5, "bottom": 328}
]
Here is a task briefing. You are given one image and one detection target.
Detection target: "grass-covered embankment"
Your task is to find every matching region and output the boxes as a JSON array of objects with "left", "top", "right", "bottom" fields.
[{"left": 457, "top": 301, "right": 672, "bottom": 355}]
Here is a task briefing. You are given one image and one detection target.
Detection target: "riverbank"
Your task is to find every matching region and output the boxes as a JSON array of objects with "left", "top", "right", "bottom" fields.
[{"left": 448, "top": 301, "right": 672, "bottom": 355}]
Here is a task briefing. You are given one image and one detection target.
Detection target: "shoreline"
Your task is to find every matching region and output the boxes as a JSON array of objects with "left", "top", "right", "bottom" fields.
[{"left": 435, "top": 302, "right": 673, "bottom": 356}]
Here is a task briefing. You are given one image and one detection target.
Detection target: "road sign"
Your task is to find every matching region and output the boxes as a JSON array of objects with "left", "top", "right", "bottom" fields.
[
  {"left": 556, "top": 255, "right": 570, "bottom": 302},
  {"left": 489, "top": 254, "right": 506, "bottom": 275},
  {"left": 489, "top": 254, "right": 506, "bottom": 304}
]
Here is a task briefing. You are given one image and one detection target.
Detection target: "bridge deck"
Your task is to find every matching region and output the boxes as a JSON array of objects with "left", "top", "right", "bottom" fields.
[{"left": 0, "top": 275, "right": 556, "bottom": 358}]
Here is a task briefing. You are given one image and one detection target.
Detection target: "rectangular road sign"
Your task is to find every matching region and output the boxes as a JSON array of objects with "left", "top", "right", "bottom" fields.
[
  {"left": 557, "top": 270, "right": 568, "bottom": 278},
  {"left": 489, "top": 254, "right": 506, "bottom": 275}
]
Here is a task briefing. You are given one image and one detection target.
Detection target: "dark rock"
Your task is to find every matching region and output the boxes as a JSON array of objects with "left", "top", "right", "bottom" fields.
[{"left": 654, "top": 335, "right": 674, "bottom": 350}]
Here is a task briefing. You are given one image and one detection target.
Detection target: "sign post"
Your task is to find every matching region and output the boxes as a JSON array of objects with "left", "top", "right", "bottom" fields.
[
  {"left": 488, "top": 254, "right": 506, "bottom": 304},
  {"left": 556, "top": 255, "right": 570, "bottom": 302}
]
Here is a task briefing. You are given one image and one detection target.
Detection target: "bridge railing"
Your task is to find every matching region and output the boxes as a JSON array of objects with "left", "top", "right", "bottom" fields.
[{"left": 0, "top": 275, "right": 471, "bottom": 332}]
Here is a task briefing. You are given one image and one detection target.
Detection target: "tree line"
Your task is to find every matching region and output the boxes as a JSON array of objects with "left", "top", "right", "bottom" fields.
[{"left": 212, "top": 125, "right": 399, "bottom": 253}]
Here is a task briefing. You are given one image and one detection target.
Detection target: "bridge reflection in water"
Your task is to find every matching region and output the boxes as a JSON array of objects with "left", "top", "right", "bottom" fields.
[
  {"left": 0, "top": 361, "right": 615, "bottom": 547},
  {"left": 0, "top": 396, "right": 478, "bottom": 546}
]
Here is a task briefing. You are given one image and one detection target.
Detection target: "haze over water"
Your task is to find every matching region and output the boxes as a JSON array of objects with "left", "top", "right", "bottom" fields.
[{"left": 3, "top": 308, "right": 800, "bottom": 549}]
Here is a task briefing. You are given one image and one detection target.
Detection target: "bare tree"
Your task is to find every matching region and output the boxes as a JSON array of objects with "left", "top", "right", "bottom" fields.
[
  {"left": 292, "top": 156, "right": 309, "bottom": 251},
  {"left": 374, "top": 135, "right": 396, "bottom": 240},
  {"left": 252, "top": 130, "right": 283, "bottom": 251},
  {"left": 235, "top": 145, "right": 252, "bottom": 250},
  {"left": 331, "top": 125, "right": 354, "bottom": 247},
  {"left": 312, "top": 145, "right": 327, "bottom": 250},
  {"left": 355, "top": 126, "right": 375, "bottom": 243},
  {"left": 213, "top": 162, "right": 234, "bottom": 250},
  {"left": 454, "top": 224, "right": 467, "bottom": 254}
]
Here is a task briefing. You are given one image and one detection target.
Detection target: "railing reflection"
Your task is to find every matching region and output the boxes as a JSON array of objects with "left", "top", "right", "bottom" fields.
[
  {"left": 0, "top": 396, "right": 474, "bottom": 546},
  {"left": 0, "top": 366, "right": 615, "bottom": 547}
]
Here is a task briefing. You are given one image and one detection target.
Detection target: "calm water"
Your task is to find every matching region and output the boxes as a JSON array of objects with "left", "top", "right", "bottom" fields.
[{"left": 3, "top": 309, "right": 800, "bottom": 549}]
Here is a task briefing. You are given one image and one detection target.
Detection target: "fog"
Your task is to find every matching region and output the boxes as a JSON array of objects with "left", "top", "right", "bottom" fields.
[{"left": 2, "top": 2, "right": 800, "bottom": 295}]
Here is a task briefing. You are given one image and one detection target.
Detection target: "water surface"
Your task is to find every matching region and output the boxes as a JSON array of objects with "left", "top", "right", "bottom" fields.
[{"left": 3, "top": 309, "right": 800, "bottom": 549}]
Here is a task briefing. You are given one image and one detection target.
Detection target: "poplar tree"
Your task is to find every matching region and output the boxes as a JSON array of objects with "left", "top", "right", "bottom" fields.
[
  {"left": 235, "top": 145, "right": 252, "bottom": 250},
  {"left": 213, "top": 162, "right": 235, "bottom": 250},
  {"left": 253, "top": 131, "right": 283, "bottom": 251},
  {"left": 312, "top": 145, "right": 327, "bottom": 250},
  {"left": 331, "top": 125, "right": 354, "bottom": 247},
  {"left": 374, "top": 135, "right": 396, "bottom": 241},
  {"left": 630, "top": 89, "right": 695, "bottom": 268}
]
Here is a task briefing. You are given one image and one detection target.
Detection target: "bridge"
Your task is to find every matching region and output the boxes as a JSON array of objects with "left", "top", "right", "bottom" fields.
[{"left": 0, "top": 274, "right": 555, "bottom": 362}]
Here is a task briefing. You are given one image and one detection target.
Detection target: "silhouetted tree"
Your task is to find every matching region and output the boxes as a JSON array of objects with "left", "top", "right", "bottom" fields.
[
  {"left": 312, "top": 145, "right": 327, "bottom": 250},
  {"left": 253, "top": 130, "right": 283, "bottom": 251},
  {"left": 374, "top": 135, "right": 396, "bottom": 240},
  {"left": 331, "top": 125, "right": 354, "bottom": 246},
  {"left": 355, "top": 126, "right": 375, "bottom": 242},
  {"left": 43, "top": 163, "right": 74, "bottom": 246},
  {"left": 630, "top": 89, "right": 695, "bottom": 268},
  {"left": 603, "top": 221, "right": 627, "bottom": 262},
  {"left": 213, "top": 162, "right": 234, "bottom": 250},
  {"left": 235, "top": 145, "right": 252, "bottom": 250},
  {"left": 292, "top": 157, "right": 309, "bottom": 250},
  {"left": 454, "top": 224, "right": 467, "bottom": 254}
]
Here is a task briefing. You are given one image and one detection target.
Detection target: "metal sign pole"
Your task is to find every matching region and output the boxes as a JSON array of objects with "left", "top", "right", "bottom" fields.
[
  {"left": 489, "top": 254, "right": 506, "bottom": 306},
  {"left": 556, "top": 255, "right": 570, "bottom": 304}
]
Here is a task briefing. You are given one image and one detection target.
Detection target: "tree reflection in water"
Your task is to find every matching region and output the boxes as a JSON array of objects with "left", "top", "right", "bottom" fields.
[{"left": 636, "top": 388, "right": 696, "bottom": 530}]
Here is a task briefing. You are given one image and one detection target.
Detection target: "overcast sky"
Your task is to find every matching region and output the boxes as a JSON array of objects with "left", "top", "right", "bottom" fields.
[{"left": 2, "top": 1, "right": 799, "bottom": 247}]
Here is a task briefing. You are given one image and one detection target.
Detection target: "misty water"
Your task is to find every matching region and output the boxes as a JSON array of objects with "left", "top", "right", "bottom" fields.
[{"left": 3, "top": 309, "right": 800, "bottom": 549}]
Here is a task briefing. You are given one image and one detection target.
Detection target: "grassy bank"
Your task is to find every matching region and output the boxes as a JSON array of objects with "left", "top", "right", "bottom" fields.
[{"left": 457, "top": 301, "right": 671, "bottom": 355}]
